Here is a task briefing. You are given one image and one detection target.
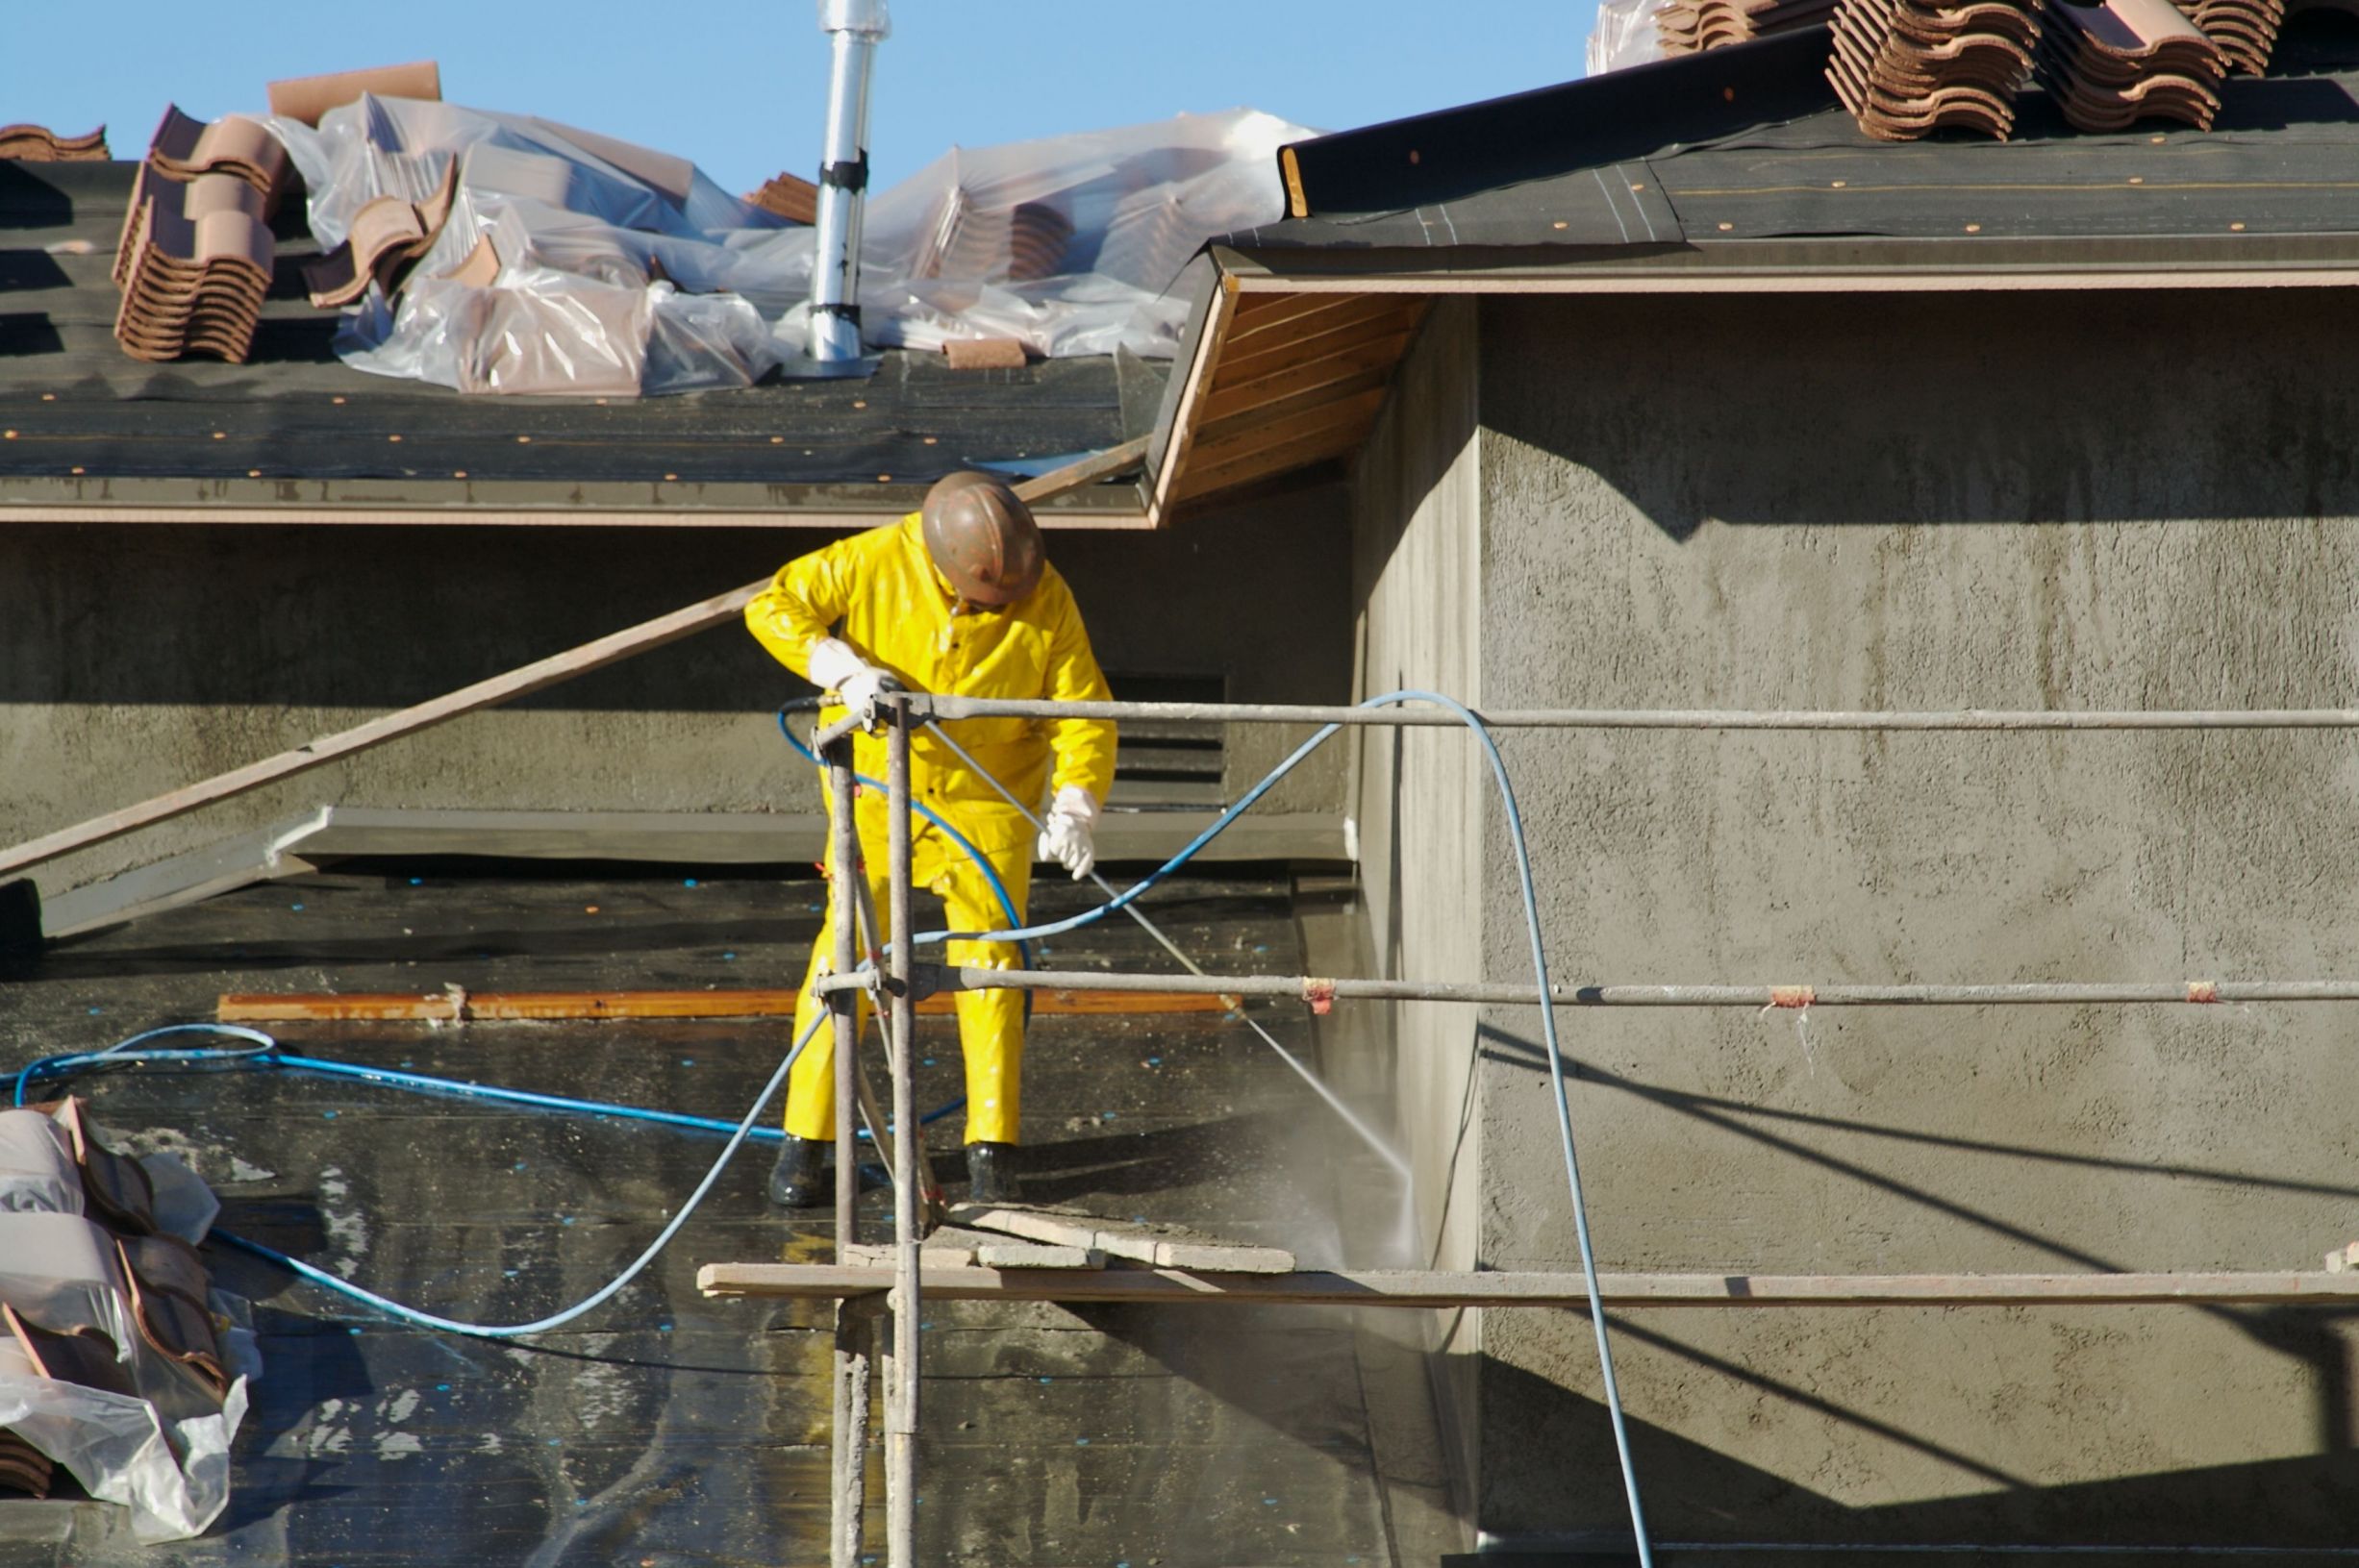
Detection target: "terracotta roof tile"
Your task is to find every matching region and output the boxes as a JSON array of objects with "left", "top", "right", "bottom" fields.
[
  {"left": 2040, "top": 0, "right": 2227, "bottom": 129},
  {"left": 265, "top": 60, "right": 441, "bottom": 127},
  {"left": 745, "top": 170, "right": 819, "bottom": 224},
  {"left": 0, "top": 124, "right": 109, "bottom": 162},
  {"left": 303, "top": 155, "right": 462, "bottom": 307}
]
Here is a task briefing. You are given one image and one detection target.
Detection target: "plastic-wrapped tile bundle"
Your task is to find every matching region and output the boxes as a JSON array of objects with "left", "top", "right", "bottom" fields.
[
  {"left": 1590, "top": 0, "right": 1677, "bottom": 70},
  {"left": 855, "top": 109, "right": 1310, "bottom": 359},
  {"left": 2039, "top": 0, "right": 2226, "bottom": 129},
  {"left": 269, "top": 95, "right": 1309, "bottom": 394},
  {"left": 0, "top": 1102, "right": 254, "bottom": 1541},
  {"left": 1828, "top": 0, "right": 2044, "bottom": 138}
]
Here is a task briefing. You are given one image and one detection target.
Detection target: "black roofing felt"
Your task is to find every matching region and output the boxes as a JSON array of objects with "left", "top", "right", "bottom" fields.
[
  {"left": 1238, "top": 18, "right": 2359, "bottom": 252},
  {"left": 0, "top": 865, "right": 1406, "bottom": 1563},
  {"left": 0, "top": 162, "right": 1163, "bottom": 499}
]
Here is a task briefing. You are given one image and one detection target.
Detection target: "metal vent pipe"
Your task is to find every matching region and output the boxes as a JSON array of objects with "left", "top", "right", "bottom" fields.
[{"left": 809, "top": 0, "right": 890, "bottom": 363}]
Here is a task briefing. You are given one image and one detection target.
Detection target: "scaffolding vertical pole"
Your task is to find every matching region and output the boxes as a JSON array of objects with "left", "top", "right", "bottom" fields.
[
  {"left": 825, "top": 734, "right": 867, "bottom": 1568},
  {"left": 884, "top": 693, "right": 921, "bottom": 1563}
]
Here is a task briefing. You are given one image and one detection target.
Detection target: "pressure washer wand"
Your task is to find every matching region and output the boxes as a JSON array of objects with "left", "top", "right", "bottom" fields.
[{"left": 916, "top": 719, "right": 1412, "bottom": 1181}]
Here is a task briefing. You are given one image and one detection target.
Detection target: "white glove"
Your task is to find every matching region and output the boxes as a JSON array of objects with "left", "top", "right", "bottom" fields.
[
  {"left": 808, "top": 636, "right": 889, "bottom": 730},
  {"left": 1036, "top": 785, "right": 1100, "bottom": 881}
]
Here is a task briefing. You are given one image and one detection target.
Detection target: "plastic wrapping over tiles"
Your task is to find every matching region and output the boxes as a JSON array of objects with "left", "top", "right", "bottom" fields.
[
  {"left": 271, "top": 95, "right": 1305, "bottom": 395},
  {"left": 1591, "top": 0, "right": 1678, "bottom": 71},
  {"left": 855, "top": 109, "right": 1308, "bottom": 359},
  {"left": 0, "top": 1101, "right": 254, "bottom": 1542}
]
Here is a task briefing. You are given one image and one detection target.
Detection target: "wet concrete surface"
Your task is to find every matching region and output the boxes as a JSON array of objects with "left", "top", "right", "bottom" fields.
[{"left": 0, "top": 862, "right": 1442, "bottom": 1565}]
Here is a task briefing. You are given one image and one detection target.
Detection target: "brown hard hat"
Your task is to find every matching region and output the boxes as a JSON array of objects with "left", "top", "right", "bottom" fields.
[{"left": 920, "top": 471, "right": 1043, "bottom": 606}]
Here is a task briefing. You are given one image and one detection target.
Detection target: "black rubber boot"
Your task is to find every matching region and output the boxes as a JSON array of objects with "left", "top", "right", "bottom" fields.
[
  {"left": 767, "top": 1134, "right": 829, "bottom": 1209},
  {"left": 966, "top": 1141, "right": 1020, "bottom": 1204}
]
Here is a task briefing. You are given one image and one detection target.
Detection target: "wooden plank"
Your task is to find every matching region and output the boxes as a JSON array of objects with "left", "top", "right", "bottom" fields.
[
  {"left": 699, "top": 1264, "right": 2359, "bottom": 1309},
  {"left": 1171, "top": 423, "right": 1367, "bottom": 505},
  {"left": 1176, "top": 393, "right": 1392, "bottom": 505},
  {"left": 1192, "top": 369, "right": 1398, "bottom": 453},
  {"left": 1143, "top": 278, "right": 1239, "bottom": 527},
  {"left": 0, "top": 439, "right": 1148, "bottom": 884},
  {"left": 974, "top": 1242, "right": 1107, "bottom": 1271},
  {"left": 215, "top": 986, "right": 1237, "bottom": 1023},
  {"left": 1219, "top": 291, "right": 1415, "bottom": 350},
  {"left": 1192, "top": 387, "right": 1392, "bottom": 471},
  {"left": 1194, "top": 329, "right": 1418, "bottom": 427},
  {"left": 946, "top": 1203, "right": 1297, "bottom": 1274},
  {"left": 1209, "top": 303, "right": 1424, "bottom": 390}
]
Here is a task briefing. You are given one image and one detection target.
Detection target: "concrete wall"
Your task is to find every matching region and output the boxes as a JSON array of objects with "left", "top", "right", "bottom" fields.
[
  {"left": 0, "top": 484, "right": 1351, "bottom": 902},
  {"left": 1346, "top": 298, "right": 1487, "bottom": 1531},
  {"left": 1464, "top": 288, "right": 2359, "bottom": 1549}
]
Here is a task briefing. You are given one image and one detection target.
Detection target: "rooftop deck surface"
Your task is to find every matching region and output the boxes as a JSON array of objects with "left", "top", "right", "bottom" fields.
[{"left": 0, "top": 862, "right": 1442, "bottom": 1565}]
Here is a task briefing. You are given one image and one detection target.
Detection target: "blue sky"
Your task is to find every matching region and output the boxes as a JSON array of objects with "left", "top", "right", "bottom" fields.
[{"left": 8, "top": 1, "right": 1603, "bottom": 197}]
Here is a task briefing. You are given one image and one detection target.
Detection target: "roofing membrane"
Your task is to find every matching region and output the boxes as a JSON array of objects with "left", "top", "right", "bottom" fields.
[{"left": 0, "top": 864, "right": 1425, "bottom": 1563}]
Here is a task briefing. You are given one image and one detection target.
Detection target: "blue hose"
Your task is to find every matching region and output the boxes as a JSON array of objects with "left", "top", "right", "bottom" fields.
[
  {"left": 775, "top": 707, "right": 1031, "bottom": 972},
  {"left": 13, "top": 1022, "right": 278, "bottom": 1107},
  {"left": 12, "top": 692, "right": 1654, "bottom": 1557},
  {"left": 17, "top": 1035, "right": 951, "bottom": 1140},
  {"left": 901, "top": 689, "right": 1657, "bottom": 1562}
]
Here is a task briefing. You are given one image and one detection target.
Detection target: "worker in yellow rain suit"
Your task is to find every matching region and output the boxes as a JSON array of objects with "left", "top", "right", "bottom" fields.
[{"left": 746, "top": 471, "right": 1117, "bottom": 1207}]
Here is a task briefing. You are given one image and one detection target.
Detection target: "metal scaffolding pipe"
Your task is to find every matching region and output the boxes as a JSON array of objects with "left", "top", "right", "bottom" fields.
[
  {"left": 915, "top": 694, "right": 2359, "bottom": 732},
  {"left": 823, "top": 736, "right": 865, "bottom": 1568},
  {"left": 816, "top": 966, "right": 2359, "bottom": 1009},
  {"left": 884, "top": 695, "right": 919, "bottom": 1568}
]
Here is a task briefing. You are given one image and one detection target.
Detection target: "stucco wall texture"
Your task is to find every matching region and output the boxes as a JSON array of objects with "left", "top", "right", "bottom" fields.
[
  {"left": 1349, "top": 298, "right": 1487, "bottom": 1530},
  {"left": 1452, "top": 291, "right": 2359, "bottom": 1547},
  {"left": 1, "top": 487, "right": 1351, "bottom": 902}
]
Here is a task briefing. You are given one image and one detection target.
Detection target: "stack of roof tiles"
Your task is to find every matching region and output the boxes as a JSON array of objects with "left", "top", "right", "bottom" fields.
[
  {"left": 113, "top": 106, "right": 287, "bottom": 365},
  {"left": 1659, "top": 0, "right": 1841, "bottom": 54},
  {"left": 2040, "top": 0, "right": 2226, "bottom": 129},
  {"left": 0, "top": 124, "right": 109, "bottom": 162},
  {"left": 744, "top": 170, "right": 819, "bottom": 224},
  {"left": 2176, "top": 0, "right": 2284, "bottom": 72},
  {"left": 1828, "top": 0, "right": 2045, "bottom": 138}
]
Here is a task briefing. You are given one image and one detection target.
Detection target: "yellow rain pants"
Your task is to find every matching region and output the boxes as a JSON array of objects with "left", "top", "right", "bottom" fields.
[
  {"left": 783, "top": 791, "right": 1034, "bottom": 1145},
  {"left": 747, "top": 511, "right": 1117, "bottom": 1147}
]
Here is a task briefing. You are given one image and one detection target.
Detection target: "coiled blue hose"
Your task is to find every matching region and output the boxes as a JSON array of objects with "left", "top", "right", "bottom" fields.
[{"left": 12, "top": 1022, "right": 278, "bottom": 1107}]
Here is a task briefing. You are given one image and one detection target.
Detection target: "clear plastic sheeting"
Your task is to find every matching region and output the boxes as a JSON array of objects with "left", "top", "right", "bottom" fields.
[
  {"left": 0, "top": 1108, "right": 255, "bottom": 1542},
  {"left": 267, "top": 96, "right": 1308, "bottom": 395},
  {"left": 855, "top": 109, "right": 1310, "bottom": 359},
  {"left": 1590, "top": 0, "right": 1675, "bottom": 72}
]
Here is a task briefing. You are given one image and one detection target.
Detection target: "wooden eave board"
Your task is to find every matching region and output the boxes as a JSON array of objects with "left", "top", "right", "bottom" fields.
[{"left": 1164, "top": 294, "right": 1429, "bottom": 506}]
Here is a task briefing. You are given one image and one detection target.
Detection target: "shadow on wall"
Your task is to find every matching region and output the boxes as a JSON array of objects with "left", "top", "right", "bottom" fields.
[
  {"left": 0, "top": 484, "right": 1352, "bottom": 711},
  {"left": 1475, "top": 291, "right": 2359, "bottom": 543},
  {"left": 1466, "top": 1022, "right": 2359, "bottom": 1550},
  {"left": 1469, "top": 1363, "right": 2359, "bottom": 1558},
  {"left": 1480, "top": 1022, "right": 2359, "bottom": 1444}
]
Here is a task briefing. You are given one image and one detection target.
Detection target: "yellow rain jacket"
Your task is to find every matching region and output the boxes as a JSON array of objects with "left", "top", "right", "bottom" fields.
[
  {"left": 746, "top": 512, "right": 1117, "bottom": 856},
  {"left": 745, "top": 511, "right": 1117, "bottom": 1146}
]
